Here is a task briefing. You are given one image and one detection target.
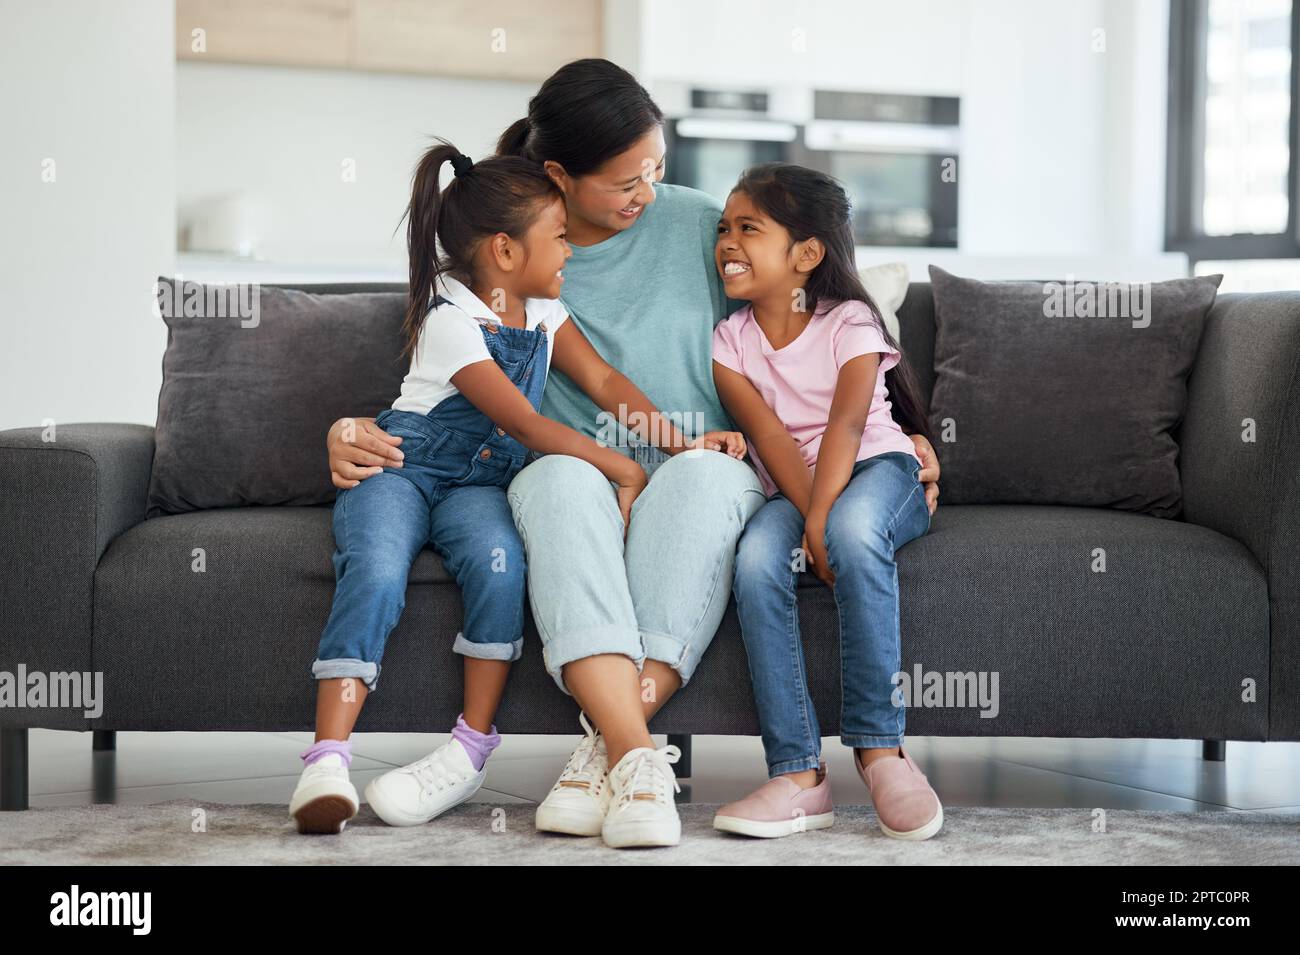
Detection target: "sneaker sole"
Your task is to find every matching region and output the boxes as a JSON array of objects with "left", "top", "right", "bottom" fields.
[
  {"left": 535, "top": 801, "right": 606, "bottom": 836},
  {"left": 364, "top": 775, "right": 484, "bottom": 827},
  {"left": 713, "top": 810, "right": 835, "bottom": 838},
  {"left": 602, "top": 817, "right": 681, "bottom": 848},
  {"left": 293, "top": 794, "right": 358, "bottom": 835},
  {"left": 879, "top": 802, "right": 944, "bottom": 841}
]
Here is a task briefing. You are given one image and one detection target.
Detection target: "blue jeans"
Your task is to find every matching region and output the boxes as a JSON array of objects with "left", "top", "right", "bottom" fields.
[
  {"left": 732, "top": 451, "right": 931, "bottom": 777},
  {"left": 313, "top": 316, "right": 547, "bottom": 692},
  {"left": 507, "top": 442, "right": 766, "bottom": 696}
]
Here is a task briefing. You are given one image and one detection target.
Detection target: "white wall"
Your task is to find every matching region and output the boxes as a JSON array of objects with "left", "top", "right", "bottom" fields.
[
  {"left": 176, "top": 62, "right": 538, "bottom": 268},
  {"left": 637, "top": 0, "right": 1170, "bottom": 260},
  {"left": 0, "top": 0, "right": 175, "bottom": 431}
]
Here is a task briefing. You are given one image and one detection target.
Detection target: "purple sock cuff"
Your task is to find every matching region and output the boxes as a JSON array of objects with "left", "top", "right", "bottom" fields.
[
  {"left": 451, "top": 713, "right": 501, "bottom": 771},
  {"left": 301, "top": 738, "right": 352, "bottom": 768}
]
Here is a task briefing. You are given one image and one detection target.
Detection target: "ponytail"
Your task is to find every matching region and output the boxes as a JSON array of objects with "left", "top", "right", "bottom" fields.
[{"left": 398, "top": 137, "right": 561, "bottom": 363}]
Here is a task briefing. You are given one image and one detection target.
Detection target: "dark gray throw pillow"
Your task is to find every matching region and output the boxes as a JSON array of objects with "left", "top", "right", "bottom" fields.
[
  {"left": 147, "top": 278, "right": 408, "bottom": 517},
  {"left": 926, "top": 265, "right": 1222, "bottom": 518}
]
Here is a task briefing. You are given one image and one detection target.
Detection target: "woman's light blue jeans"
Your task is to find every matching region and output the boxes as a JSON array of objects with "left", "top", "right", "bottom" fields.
[
  {"left": 507, "top": 443, "right": 767, "bottom": 697},
  {"left": 732, "top": 450, "right": 931, "bottom": 777}
]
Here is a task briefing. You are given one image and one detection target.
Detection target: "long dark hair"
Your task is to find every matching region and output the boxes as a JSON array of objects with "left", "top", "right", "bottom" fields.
[
  {"left": 732, "top": 162, "right": 932, "bottom": 442},
  {"left": 497, "top": 58, "right": 663, "bottom": 175},
  {"left": 399, "top": 138, "right": 562, "bottom": 363}
]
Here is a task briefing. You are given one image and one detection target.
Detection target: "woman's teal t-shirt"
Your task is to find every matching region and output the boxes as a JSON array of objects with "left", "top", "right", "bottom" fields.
[{"left": 542, "top": 182, "right": 742, "bottom": 445}]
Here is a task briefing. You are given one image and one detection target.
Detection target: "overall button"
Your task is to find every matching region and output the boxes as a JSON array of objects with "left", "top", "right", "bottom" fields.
[
  {"left": 495, "top": 426, "right": 506, "bottom": 436},
  {"left": 485, "top": 324, "right": 500, "bottom": 334},
  {"left": 538, "top": 322, "right": 548, "bottom": 333},
  {"left": 480, "top": 448, "right": 492, "bottom": 460}
]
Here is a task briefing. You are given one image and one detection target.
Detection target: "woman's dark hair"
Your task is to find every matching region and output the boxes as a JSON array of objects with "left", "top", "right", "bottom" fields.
[
  {"left": 732, "top": 162, "right": 933, "bottom": 442},
  {"left": 497, "top": 58, "right": 663, "bottom": 175},
  {"left": 399, "top": 137, "right": 562, "bottom": 362}
]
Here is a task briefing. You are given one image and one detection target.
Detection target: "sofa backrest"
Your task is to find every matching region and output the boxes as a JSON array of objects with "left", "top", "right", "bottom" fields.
[{"left": 272, "top": 281, "right": 944, "bottom": 411}]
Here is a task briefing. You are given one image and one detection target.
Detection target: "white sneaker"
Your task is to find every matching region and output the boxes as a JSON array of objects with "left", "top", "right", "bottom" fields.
[
  {"left": 364, "top": 738, "right": 486, "bottom": 827},
  {"left": 290, "top": 753, "right": 359, "bottom": 834},
  {"left": 601, "top": 743, "right": 682, "bottom": 848},
  {"left": 535, "top": 711, "right": 611, "bottom": 836}
]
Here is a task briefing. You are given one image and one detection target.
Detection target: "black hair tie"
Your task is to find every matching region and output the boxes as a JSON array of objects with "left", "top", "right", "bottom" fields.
[{"left": 451, "top": 153, "right": 474, "bottom": 177}]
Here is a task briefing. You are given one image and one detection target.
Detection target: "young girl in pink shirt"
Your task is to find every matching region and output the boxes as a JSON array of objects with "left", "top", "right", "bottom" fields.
[{"left": 710, "top": 162, "right": 942, "bottom": 841}]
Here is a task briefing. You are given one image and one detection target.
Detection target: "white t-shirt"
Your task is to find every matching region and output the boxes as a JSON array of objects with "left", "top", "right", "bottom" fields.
[{"left": 391, "top": 274, "right": 570, "bottom": 416}]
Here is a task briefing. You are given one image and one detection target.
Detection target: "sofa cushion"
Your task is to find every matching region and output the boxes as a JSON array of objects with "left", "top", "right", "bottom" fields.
[
  {"left": 926, "top": 266, "right": 1221, "bottom": 517},
  {"left": 88, "top": 503, "right": 1267, "bottom": 741},
  {"left": 146, "top": 278, "right": 408, "bottom": 517}
]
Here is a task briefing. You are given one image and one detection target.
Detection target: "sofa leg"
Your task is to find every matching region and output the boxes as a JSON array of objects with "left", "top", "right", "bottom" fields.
[
  {"left": 1, "top": 728, "right": 29, "bottom": 811},
  {"left": 668, "top": 733, "right": 692, "bottom": 778},
  {"left": 93, "top": 730, "right": 116, "bottom": 751},
  {"left": 1202, "top": 739, "right": 1226, "bottom": 762}
]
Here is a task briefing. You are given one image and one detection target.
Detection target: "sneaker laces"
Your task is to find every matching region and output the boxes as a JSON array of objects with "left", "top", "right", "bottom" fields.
[
  {"left": 610, "top": 744, "right": 681, "bottom": 810},
  {"left": 404, "top": 746, "right": 470, "bottom": 798},
  {"left": 555, "top": 710, "right": 607, "bottom": 794}
]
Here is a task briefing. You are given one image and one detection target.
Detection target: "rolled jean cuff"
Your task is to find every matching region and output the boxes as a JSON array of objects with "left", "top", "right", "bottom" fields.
[
  {"left": 312, "top": 657, "right": 380, "bottom": 692},
  {"left": 768, "top": 754, "right": 823, "bottom": 778},
  {"left": 640, "top": 630, "right": 698, "bottom": 687},
  {"left": 541, "top": 624, "right": 645, "bottom": 697},
  {"left": 453, "top": 632, "right": 523, "bottom": 662},
  {"left": 841, "top": 733, "right": 905, "bottom": 749}
]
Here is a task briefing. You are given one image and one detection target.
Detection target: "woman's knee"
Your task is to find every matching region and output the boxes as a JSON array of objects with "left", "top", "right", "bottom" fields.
[{"left": 507, "top": 454, "right": 615, "bottom": 529}]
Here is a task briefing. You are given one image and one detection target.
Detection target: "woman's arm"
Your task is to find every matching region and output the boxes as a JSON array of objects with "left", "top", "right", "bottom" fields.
[
  {"left": 327, "top": 416, "right": 406, "bottom": 489},
  {"left": 712, "top": 360, "right": 814, "bottom": 514},
  {"left": 909, "top": 432, "right": 941, "bottom": 516},
  {"left": 555, "top": 322, "right": 744, "bottom": 458}
]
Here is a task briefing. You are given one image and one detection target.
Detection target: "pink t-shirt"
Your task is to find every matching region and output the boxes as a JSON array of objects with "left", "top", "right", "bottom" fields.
[{"left": 712, "top": 299, "right": 920, "bottom": 498}]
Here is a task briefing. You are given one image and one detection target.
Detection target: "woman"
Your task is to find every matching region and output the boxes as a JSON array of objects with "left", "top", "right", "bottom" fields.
[{"left": 326, "top": 59, "right": 941, "bottom": 849}]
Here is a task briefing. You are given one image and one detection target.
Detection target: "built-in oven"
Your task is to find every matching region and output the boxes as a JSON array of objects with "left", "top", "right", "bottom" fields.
[
  {"left": 802, "top": 90, "right": 959, "bottom": 247},
  {"left": 660, "top": 85, "right": 959, "bottom": 248},
  {"left": 661, "top": 87, "right": 804, "bottom": 204}
]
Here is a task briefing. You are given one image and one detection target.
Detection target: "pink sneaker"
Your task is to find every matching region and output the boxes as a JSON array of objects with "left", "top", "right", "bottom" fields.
[
  {"left": 713, "top": 762, "right": 835, "bottom": 838},
  {"left": 855, "top": 746, "right": 943, "bottom": 840}
]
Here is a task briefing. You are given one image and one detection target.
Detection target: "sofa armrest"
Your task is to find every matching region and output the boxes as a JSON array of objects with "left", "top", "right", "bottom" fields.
[
  {"left": 0, "top": 423, "right": 154, "bottom": 728},
  {"left": 1178, "top": 292, "right": 1300, "bottom": 740}
]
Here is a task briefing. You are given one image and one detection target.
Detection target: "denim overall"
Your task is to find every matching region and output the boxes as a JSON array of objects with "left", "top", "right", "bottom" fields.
[{"left": 311, "top": 299, "right": 549, "bottom": 692}]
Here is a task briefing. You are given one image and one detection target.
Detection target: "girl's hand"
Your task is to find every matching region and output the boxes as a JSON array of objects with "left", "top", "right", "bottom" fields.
[
  {"left": 909, "top": 433, "right": 941, "bottom": 516},
  {"left": 328, "top": 416, "right": 405, "bottom": 489},
  {"left": 802, "top": 515, "right": 835, "bottom": 587},
  {"left": 615, "top": 462, "right": 648, "bottom": 540},
  {"left": 686, "top": 430, "right": 747, "bottom": 459}
]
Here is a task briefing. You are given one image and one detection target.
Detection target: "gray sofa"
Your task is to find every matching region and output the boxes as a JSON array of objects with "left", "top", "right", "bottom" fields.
[{"left": 2, "top": 281, "right": 1298, "bottom": 811}]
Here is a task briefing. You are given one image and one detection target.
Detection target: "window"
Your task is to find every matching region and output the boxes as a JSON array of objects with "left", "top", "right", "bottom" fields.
[{"left": 1168, "top": 0, "right": 1300, "bottom": 288}]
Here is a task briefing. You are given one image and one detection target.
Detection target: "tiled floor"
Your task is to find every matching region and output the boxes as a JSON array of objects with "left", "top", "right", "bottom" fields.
[{"left": 13, "top": 730, "right": 1300, "bottom": 814}]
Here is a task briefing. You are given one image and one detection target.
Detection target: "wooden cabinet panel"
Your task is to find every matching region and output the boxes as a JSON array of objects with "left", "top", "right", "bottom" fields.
[
  {"left": 177, "top": 0, "right": 353, "bottom": 68},
  {"left": 176, "top": 0, "right": 602, "bottom": 79}
]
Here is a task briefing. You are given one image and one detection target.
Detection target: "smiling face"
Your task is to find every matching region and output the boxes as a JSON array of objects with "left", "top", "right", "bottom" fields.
[
  {"left": 546, "top": 126, "right": 666, "bottom": 241},
  {"left": 516, "top": 195, "right": 572, "bottom": 298},
  {"left": 716, "top": 189, "right": 808, "bottom": 302}
]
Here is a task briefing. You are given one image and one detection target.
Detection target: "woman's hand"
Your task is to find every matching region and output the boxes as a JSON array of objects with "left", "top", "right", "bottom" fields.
[
  {"left": 614, "top": 461, "right": 648, "bottom": 539},
  {"left": 909, "top": 433, "right": 941, "bottom": 516},
  {"left": 686, "top": 430, "right": 747, "bottom": 459},
  {"left": 802, "top": 512, "right": 835, "bottom": 587},
  {"left": 327, "top": 416, "right": 405, "bottom": 489}
]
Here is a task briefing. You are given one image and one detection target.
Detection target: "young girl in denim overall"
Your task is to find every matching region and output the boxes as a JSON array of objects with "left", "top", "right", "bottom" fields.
[
  {"left": 291, "top": 140, "right": 744, "bottom": 834},
  {"left": 709, "top": 163, "right": 943, "bottom": 841}
]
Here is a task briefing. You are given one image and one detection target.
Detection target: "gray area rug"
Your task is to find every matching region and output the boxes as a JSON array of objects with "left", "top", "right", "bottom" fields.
[{"left": 2, "top": 801, "right": 1296, "bottom": 864}]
